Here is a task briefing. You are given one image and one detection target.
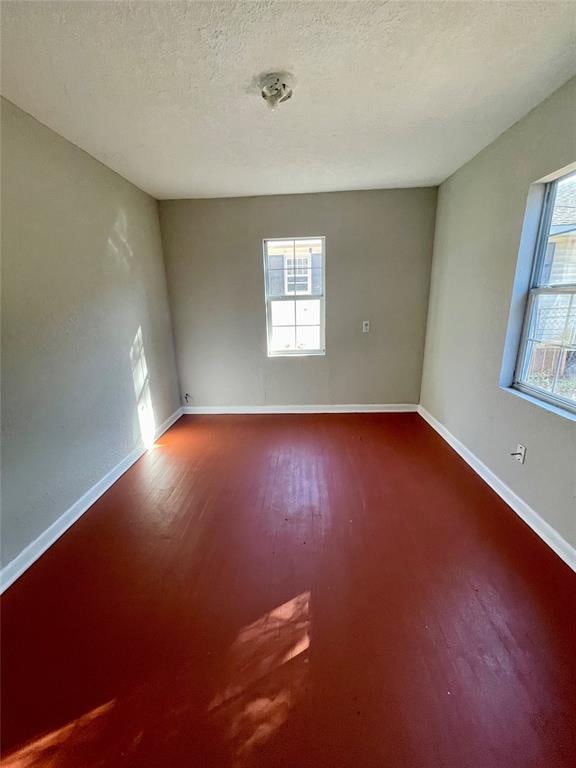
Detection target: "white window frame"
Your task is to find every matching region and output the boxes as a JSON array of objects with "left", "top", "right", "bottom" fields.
[
  {"left": 263, "top": 236, "right": 326, "bottom": 358},
  {"left": 514, "top": 171, "right": 576, "bottom": 416}
]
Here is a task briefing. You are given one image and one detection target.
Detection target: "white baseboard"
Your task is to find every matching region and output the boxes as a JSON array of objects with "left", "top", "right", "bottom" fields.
[
  {"left": 417, "top": 405, "right": 576, "bottom": 572},
  {"left": 154, "top": 407, "right": 184, "bottom": 437},
  {"left": 0, "top": 407, "right": 184, "bottom": 593},
  {"left": 182, "top": 403, "right": 418, "bottom": 414}
]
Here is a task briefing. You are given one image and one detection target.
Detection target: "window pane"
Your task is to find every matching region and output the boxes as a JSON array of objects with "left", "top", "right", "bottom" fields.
[
  {"left": 266, "top": 265, "right": 288, "bottom": 297},
  {"left": 294, "top": 239, "right": 323, "bottom": 256},
  {"left": 541, "top": 174, "right": 576, "bottom": 286},
  {"left": 522, "top": 340, "right": 576, "bottom": 403},
  {"left": 296, "top": 299, "right": 321, "bottom": 326},
  {"left": 266, "top": 240, "right": 294, "bottom": 259},
  {"left": 521, "top": 293, "right": 576, "bottom": 402},
  {"left": 287, "top": 268, "right": 311, "bottom": 295},
  {"left": 265, "top": 240, "right": 323, "bottom": 298},
  {"left": 526, "top": 293, "right": 573, "bottom": 344},
  {"left": 553, "top": 348, "right": 576, "bottom": 402},
  {"left": 296, "top": 325, "right": 321, "bottom": 351},
  {"left": 271, "top": 300, "right": 295, "bottom": 326},
  {"left": 270, "top": 326, "right": 296, "bottom": 352},
  {"left": 265, "top": 241, "right": 293, "bottom": 297},
  {"left": 522, "top": 340, "right": 555, "bottom": 394},
  {"left": 310, "top": 268, "right": 323, "bottom": 296}
]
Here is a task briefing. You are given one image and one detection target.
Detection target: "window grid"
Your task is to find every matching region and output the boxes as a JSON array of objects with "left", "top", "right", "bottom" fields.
[
  {"left": 263, "top": 237, "right": 326, "bottom": 357},
  {"left": 514, "top": 171, "right": 576, "bottom": 414}
]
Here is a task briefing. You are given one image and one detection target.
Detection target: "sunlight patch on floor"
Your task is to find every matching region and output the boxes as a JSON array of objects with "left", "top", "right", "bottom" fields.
[
  {"left": 209, "top": 591, "right": 311, "bottom": 766},
  {"left": 3, "top": 700, "right": 116, "bottom": 768}
]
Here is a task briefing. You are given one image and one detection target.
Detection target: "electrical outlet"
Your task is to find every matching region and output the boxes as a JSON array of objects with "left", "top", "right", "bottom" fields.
[
  {"left": 362, "top": 320, "right": 370, "bottom": 333},
  {"left": 511, "top": 443, "right": 526, "bottom": 464}
]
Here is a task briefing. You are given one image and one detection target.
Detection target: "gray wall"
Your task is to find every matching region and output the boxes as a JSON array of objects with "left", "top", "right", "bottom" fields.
[
  {"left": 160, "top": 189, "right": 437, "bottom": 407},
  {"left": 421, "top": 77, "right": 576, "bottom": 549},
  {"left": 1, "top": 99, "right": 180, "bottom": 566}
]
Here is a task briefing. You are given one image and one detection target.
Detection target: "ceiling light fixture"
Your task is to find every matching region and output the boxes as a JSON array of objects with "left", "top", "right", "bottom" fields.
[{"left": 259, "top": 72, "right": 294, "bottom": 110}]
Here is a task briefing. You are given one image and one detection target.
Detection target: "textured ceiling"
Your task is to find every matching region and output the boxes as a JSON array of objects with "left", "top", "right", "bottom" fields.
[{"left": 1, "top": 1, "right": 575, "bottom": 199}]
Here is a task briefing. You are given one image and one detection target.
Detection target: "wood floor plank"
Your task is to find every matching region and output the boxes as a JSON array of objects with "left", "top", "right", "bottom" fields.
[{"left": 1, "top": 413, "right": 575, "bottom": 767}]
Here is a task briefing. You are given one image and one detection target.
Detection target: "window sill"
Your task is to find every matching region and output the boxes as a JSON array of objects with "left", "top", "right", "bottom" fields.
[
  {"left": 501, "top": 385, "right": 576, "bottom": 422},
  {"left": 267, "top": 350, "right": 326, "bottom": 359}
]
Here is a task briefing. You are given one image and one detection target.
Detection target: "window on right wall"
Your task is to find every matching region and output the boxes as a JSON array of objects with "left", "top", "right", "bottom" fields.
[{"left": 515, "top": 171, "right": 576, "bottom": 413}]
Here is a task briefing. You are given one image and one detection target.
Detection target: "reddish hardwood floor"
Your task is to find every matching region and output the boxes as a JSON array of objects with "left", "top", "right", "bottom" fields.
[{"left": 1, "top": 413, "right": 575, "bottom": 767}]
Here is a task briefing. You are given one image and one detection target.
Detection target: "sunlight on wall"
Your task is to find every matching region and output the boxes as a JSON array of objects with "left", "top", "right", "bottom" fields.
[
  {"left": 209, "top": 591, "right": 311, "bottom": 766},
  {"left": 107, "top": 209, "right": 133, "bottom": 272},
  {"left": 130, "top": 326, "right": 156, "bottom": 449}
]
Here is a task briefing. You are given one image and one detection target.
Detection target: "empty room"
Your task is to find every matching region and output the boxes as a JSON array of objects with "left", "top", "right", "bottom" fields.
[{"left": 1, "top": 1, "right": 575, "bottom": 766}]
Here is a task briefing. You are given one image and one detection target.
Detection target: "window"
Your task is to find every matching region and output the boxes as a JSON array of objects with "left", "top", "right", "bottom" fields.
[
  {"left": 514, "top": 171, "right": 576, "bottom": 413},
  {"left": 263, "top": 237, "right": 325, "bottom": 356}
]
